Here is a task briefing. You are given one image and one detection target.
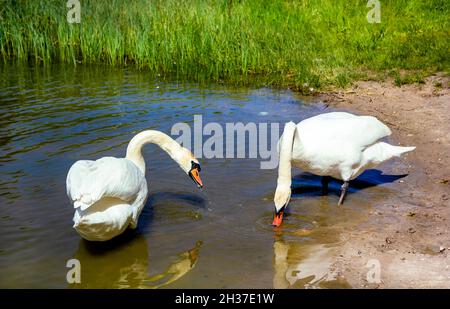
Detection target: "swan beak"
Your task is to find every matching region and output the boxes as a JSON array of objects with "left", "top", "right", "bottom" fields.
[
  {"left": 272, "top": 208, "right": 285, "bottom": 227},
  {"left": 189, "top": 168, "right": 203, "bottom": 188}
]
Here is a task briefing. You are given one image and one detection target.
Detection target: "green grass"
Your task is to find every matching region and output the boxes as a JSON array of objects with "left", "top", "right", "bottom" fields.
[
  {"left": 389, "top": 70, "right": 426, "bottom": 86},
  {"left": 0, "top": 0, "right": 448, "bottom": 91}
]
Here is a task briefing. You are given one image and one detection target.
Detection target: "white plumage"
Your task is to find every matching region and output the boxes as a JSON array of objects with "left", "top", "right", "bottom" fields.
[
  {"left": 273, "top": 112, "right": 415, "bottom": 226},
  {"left": 67, "top": 157, "right": 148, "bottom": 241},
  {"left": 291, "top": 112, "right": 405, "bottom": 180},
  {"left": 66, "top": 130, "right": 203, "bottom": 241}
]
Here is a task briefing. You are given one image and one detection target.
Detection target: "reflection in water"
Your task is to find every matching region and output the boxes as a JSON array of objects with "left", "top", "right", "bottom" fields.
[
  {"left": 273, "top": 237, "right": 338, "bottom": 288},
  {"left": 1, "top": 63, "right": 408, "bottom": 288},
  {"left": 272, "top": 167, "right": 407, "bottom": 288},
  {"left": 143, "top": 240, "right": 202, "bottom": 289},
  {"left": 70, "top": 231, "right": 202, "bottom": 289}
]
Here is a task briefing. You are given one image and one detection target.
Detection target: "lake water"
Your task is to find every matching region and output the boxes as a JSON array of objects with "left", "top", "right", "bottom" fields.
[{"left": 0, "top": 63, "right": 402, "bottom": 288}]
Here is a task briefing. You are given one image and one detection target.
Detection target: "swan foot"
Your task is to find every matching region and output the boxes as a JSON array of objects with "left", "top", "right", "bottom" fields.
[
  {"left": 338, "top": 181, "right": 349, "bottom": 206},
  {"left": 321, "top": 176, "right": 330, "bottom": 195}
]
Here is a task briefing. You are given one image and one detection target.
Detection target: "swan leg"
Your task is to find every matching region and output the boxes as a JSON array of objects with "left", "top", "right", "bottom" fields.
[
  {"left": 338, "top": 181, "right": 349, "bottom": 206},
  {"left": 321, "top": 176, "right": 330, "bottom": 195}
]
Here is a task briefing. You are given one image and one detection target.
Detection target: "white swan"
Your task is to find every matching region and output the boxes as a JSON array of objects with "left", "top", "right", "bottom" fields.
[
  {"left": 66, "top": 130, "right": 203, "bottom": 241},
  {"left": 273, "top": 112, "right": 415, "bottom": 226}
]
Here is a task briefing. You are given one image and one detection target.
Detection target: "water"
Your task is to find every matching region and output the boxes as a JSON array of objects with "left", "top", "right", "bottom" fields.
[{"left": 0, "top": 63, "right": 403, "bottom": 288}]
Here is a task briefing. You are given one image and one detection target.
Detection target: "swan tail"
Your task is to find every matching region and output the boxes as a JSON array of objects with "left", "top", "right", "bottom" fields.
[
  {"left": 73, "top": 202, "right": 133, "bottom": 241},
  {"left": 74, "top": 200, "right": 91, "bottom": 211},
  {"left": 73, "top": 193, "right": 96, "bottom": 211},
  {"left": 362, "top": 142, "right": 415, "bottom": 166},
  {"left": 392, "top": 145, "right": 416, "bottom": 156}
]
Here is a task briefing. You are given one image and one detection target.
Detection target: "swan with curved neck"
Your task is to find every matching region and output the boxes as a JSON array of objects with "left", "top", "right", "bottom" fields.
[
  {"left": 125, "top": 130, "right": 203, "bottom": 185},
  {"left": 273, "top": 112, "right": 415, "bottom": 226},
  {"left": 66, "top": 130, "right": 203, "bottom": 241}
]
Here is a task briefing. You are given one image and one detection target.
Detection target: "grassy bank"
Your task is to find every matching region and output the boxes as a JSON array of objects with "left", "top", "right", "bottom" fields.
[{"left": 0, "top": 0, "right": 448, "bottom": 90}]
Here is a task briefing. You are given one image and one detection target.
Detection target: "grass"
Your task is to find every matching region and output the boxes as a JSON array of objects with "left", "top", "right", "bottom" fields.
[
  {"left": 0, "top": 0, "right": 448, "bottom": 91},
  {"left": 390, "top": 70, "right": 426, "bottom": 87}
]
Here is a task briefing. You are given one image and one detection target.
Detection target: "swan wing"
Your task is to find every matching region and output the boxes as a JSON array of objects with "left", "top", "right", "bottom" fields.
[
  {"left": 66, "top": 157, "right": 144, "bottom": 210},
  {"left": 298, "top": 112, "right": 391, "bottom": 149}
]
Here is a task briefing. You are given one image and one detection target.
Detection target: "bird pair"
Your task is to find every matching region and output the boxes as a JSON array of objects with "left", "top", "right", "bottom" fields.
[{"left": 67, "top": 112, "right": 415, "bottom": 241}]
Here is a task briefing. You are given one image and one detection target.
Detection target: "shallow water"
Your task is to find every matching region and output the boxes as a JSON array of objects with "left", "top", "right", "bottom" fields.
[{"left": 0, "top": 63, "right": 404, "bottom": 288}]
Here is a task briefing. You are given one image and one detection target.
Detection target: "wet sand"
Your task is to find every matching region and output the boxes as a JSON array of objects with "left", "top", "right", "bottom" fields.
[{"left": 318, "top": 74, "right": 450, "bottom": 288}]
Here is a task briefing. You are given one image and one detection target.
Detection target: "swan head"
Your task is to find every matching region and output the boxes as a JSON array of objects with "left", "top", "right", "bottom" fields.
[
  {"left": 176, "top": 148, "right": 203, "bottom": 188},
  {"left": 188, "top": 161, "right": 203, "bottom": 188},
  {"left": 273, "top": 185, "right": 291, "bottom": 227}
]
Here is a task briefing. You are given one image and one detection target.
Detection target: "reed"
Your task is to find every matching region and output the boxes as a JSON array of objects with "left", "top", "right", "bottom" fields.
[{"left": 0, "top": 0, "right": 448, "bottom": 90}]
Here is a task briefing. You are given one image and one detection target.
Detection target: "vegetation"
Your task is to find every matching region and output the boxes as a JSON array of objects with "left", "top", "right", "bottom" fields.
[{"left": 0, "top": 0, "right": 448, "bottom": 90}]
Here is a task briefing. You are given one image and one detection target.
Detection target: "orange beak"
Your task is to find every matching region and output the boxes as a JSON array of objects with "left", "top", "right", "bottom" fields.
[
  {"left": 272, "top": 210, "right": 284, "bottom": 227},
  {"left": 190, "top": 168, "right": 203, "bottom": 188}
]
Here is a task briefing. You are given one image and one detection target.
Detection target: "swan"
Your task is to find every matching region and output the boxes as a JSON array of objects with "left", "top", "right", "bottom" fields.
[
  {"left": 273, "top": 112, "right": 415, "bottom": 226},
  {"left": 66, "top": 130, "right": 203, "bottom": 241}
]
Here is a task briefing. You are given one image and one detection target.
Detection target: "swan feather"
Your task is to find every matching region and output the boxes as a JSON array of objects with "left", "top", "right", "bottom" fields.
[{"left": 66, "top": 157, "right": 144, "bottom": 211}]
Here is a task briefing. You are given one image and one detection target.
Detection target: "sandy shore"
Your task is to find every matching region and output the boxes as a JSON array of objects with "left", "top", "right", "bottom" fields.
[{"left": 317, "top": 74, "right": 450, "bottom": 288}]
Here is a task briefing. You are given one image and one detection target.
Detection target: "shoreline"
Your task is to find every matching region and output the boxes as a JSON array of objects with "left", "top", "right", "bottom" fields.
[{"left": 317, "top": 74, "right": 450, "bottom": 288}]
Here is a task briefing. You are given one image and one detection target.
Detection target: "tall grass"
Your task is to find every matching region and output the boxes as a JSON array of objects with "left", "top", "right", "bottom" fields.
[{"left": 0, "top": 0, "right": 448, "bottom": 89}]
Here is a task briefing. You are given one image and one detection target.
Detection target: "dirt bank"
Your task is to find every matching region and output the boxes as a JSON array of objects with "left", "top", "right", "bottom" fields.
[{"left": 318, "top": 74, "right": 450, "bottom": 288}]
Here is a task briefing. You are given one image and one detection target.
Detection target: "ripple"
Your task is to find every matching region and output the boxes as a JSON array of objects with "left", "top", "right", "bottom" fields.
[
  {"left": 255, "top": 211, "right": 317, "bottom": 235},
  {"left": 0, "top": 63, "right": 390, "bottom": 288}
]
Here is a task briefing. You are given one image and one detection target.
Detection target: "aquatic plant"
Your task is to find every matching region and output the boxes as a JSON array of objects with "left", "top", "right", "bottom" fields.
[{"left": 0, "top": 0, "right": 448, "bottom": 90}]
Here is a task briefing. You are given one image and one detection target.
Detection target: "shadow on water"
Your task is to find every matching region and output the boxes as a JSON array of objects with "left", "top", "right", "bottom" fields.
[
  {"left": 0, "top": 63, "right": 413, "bottom": 288},
  {"left": 147, "top": 191, "right": 206, "bottom": 210},
  {"left": 273, "top": 235, "right": 351, "bottom": 289},
  {"left": 67, "top": 191, "right": 206, "bottom": 288},
  {"left": 291, "top": 169, "right": 408, "bottom": 198},
  {"left": 270, "top": 169, "right": 409, "bottom": 288},
  {"left": 137, "top": 191, "right": 206, "bottom": 232},
  {"left": 70, "top": 230, "right": 203, "bottom": 288}
]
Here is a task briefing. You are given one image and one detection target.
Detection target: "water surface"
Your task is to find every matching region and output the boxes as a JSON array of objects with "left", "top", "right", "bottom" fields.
[{"left": 0, "top": 64, "right": 404, "bottom": 288}]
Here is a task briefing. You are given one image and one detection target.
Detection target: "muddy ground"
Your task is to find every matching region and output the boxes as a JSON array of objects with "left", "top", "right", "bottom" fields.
[{"left": 318, "top": 74, "right": 450, "bottom": 288}]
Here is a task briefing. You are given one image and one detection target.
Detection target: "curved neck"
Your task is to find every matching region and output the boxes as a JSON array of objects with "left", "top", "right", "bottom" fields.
[
  {"left": 277, "top": 122, "right": 297, "bottom": 186},
  {"left": 125, "top": 130, "right": 183, "bottom": 174}
]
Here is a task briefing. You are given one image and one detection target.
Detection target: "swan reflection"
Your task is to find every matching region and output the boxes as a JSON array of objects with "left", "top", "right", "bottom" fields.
[
  {"left": 273, "top": 236, "right": 349, "bottom": 288},
  {"left": 69, "top": 231, "right": 202, "bottom": 288}
]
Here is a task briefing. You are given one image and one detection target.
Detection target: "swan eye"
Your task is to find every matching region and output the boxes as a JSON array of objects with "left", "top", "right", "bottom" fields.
[{"left": 191, "top": 161, "right": 201, "bottom": 172}]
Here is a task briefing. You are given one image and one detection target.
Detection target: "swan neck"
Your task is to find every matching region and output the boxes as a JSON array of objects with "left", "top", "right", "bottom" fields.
[
  {"left": 125, "top": 130, "right": 180, "bottom": 174},
  {"left": 277, "top": 122, "right": 297, "bottom": 186}
]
